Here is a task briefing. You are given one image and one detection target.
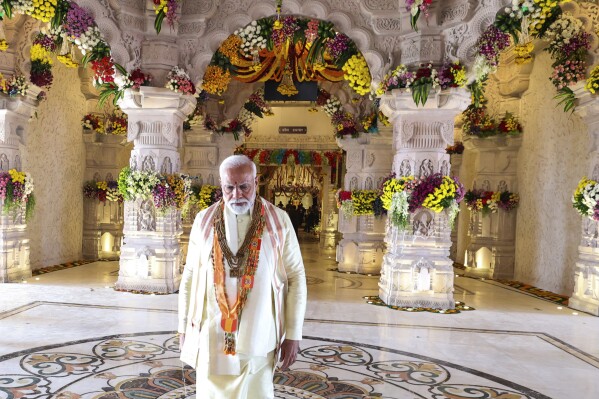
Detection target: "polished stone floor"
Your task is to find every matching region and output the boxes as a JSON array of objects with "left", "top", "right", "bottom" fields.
[{"left": 0, "top": 235, "right": 598, "bottom": 399}]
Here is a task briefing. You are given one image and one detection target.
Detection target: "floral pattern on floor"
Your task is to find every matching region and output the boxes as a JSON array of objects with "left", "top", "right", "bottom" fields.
[{"left": 0, "top": 333, "right": 549, "bottom": 399}]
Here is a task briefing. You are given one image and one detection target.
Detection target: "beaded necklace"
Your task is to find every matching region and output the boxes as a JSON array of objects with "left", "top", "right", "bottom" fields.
[{"left": 212, "top": 198, "right": 265, "bottom": 355}]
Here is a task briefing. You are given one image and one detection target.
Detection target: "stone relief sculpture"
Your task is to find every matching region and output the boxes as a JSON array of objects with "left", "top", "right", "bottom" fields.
[
  {"left": 413, "top": 210, "right": 434, "bottom": 237},
  {"left": 93, "top": 172, "right": 102, "bottom": 182},
  {"left": 138, "top": 199, "right": 156, "bottom": 231},
  {"left": 419, "top": 159, "right": 434, "bottom": 178},
  {"left": 593, "top": 164, "right": 599, "bottom": 181},
  {"left": 14, "top": 155, "right": 21, "bottom": 171},
  {"left": 440, "top": 160, "right": 449, "bottom": 176},
  {"left": 142, "top": 156, "right": 156, "bottom": 172},
  {"left": 131, "top": 155, "right": 137, "bottom": 170},
  {"left": 366, "top": 177, "right": 373, "bottom": 190},
  {"left": 399, "top": 160, "right": 412, "bottom": 176},
  {"left": 161, "top": 157, "right": 173, "bottom": 174},
  {"left": 106, "top": 173, "right": 114, "bottom": 181},
  {"left": 0, "top": 154, "right": 8, "bottom": 171},
  {"left": 208, "top": 174, "right": 215, "bottom": 185},
  {"left": 350, "top": 176, "right": 359, "bottom": 190},
  {"left": 482, "top": 180, "right": 491, "bottom": 191},
  {"left": 497, "top": 180, "right": 508, "bottom": 192},
  {"left": 413, "top": 259, "right": 433, "bottom": 292}
]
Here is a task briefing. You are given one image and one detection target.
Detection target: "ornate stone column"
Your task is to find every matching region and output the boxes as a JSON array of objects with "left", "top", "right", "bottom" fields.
[
  {"left": 336, "top": 129, "right": 393, "bottom": 274},
  {"left": 115, "top": 87, "right": 195, "bottom": 293},
  {"left": 82, "top": 131, "right": 131, "bottom": 260},
  {"left": 463, "top": 136, "right": 522, "bottom": 279},
  {"left": 319, "top": 167, "right": 338, "bottom": 251},
  {"left": 0, "top": 87, "right": 41, "bottom": 283},
  {"left": 449, "top": 152, "right": 463, "bottom": 261},
  {"left": 378, "top": 88, "right": 469, "bottom": 308},
  {"left": 570, "top": 86, "right": 599, "bottom": 315}
]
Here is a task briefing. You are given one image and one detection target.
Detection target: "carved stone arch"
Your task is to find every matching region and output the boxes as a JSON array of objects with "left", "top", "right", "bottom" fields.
[
  {"left": 189, "top": 1, "right": 384, "bottom": 85},
  {"left": 376, "top": 176, "right": 384, "bottom": 190},
  {"left": 208, "top": 174, "right": 215, "bottom": 185},
  {"left": 419, "top": 159, "right": 434, "bottom": 178},
  {"left": 350, "top": 176, "right": 359, "bottom": 190},
  {"left": 93, "top": 172, "right": 102, "bottom": 182},
  {"left": 76, "top": 0, "right": 131, "bottom": 67},
  {"left": 14, "top": 155, "right": 21, "bottom": 171},
  {"left": 0, "top": 154, "right": 9, "bottom": 171},
  {"left": 365, "top": 177, "right": 373, "bottom": 190},
  {"left": 455, "top": 8, "right": 501, "bottom": 65},
  {"left": 299, "top": 0, "right": 330, "bottom": 18},
  {"left": 482, "top": 179, "right": 491, "bottom": 191},
  {"left": 223, "top": 82, "right": 262, "bottom": 120}
]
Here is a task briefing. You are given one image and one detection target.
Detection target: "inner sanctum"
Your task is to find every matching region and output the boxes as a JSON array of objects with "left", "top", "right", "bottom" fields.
[{"left": 0, "top": 1, "right": 598, "bottom": 398}]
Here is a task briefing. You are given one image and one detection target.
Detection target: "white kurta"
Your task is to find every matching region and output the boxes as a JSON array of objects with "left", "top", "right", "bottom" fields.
[{"left": 178, "top": 198, "right": 307, "bottom": 399}]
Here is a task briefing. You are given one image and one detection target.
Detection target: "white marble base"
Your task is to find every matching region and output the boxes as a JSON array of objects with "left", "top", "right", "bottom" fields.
[
  {"left": 0, "top": 209, "right": 30, "bottom": 283},
  {"left": 570, "top": 248, "right": 599, "bottom": 316},
  {"left": 379, "top": 210, "right": 455, "bottom": 309}
]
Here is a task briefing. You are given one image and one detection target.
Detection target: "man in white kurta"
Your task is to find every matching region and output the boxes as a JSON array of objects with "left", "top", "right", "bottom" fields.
[{"left": 178, "top": 155, "right": 307, "bottom": 399}]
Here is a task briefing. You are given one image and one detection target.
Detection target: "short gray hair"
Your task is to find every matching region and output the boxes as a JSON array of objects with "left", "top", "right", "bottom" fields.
[{"left": 219, "top": 155, "right": 257, "bottom": 178}]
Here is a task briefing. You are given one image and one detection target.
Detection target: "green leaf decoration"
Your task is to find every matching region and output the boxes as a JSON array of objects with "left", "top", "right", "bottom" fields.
[
  {"left": 2, "top": 1, "right": 12, "bottom": 19},
  {"left": 114, "top": 63, "right": 127, "bottom": 76},
  {"left": 51, "top": 0, "right": 70, "bottom": 30},
  {"left": 494, "top": 13, "right": 522, "bottom": 44},
  {"left": 410, "top": 8, "right": 420, "bottom": 32},
  {"left": 155, "top": 10, "right": 165, "bottom": 34},
  {"left": 553, "top": 87, "right": 576, "bottom": 113}
]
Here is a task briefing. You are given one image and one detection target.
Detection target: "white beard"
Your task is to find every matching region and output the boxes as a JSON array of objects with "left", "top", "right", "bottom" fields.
[{"left": 226, "top": 199, "right": 253, "bottom": 215}]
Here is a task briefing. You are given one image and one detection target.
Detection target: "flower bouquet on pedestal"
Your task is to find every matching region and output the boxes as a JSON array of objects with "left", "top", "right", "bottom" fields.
[
  {"left": 381, "top": 173, "right": 464, "bottom": 230},
  {"left": 498, "top": 112, "right": 523, "bottom": 136},
  {"left": 465, "top": 189, "right": 519, "bottom": 214},
  {"left": 573, "top": 177, "right": 599, "bottom": 220}
]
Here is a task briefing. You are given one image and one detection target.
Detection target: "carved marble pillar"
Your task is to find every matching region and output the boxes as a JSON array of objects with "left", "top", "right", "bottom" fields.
[
  {"left": 82, "top": 131, "right": 131, "bottom": 260},
  {"left": 449, "top": 153, "right": 463, "bottom": 261},
  {"left": 179, "top": 127, "right": 243, "bottom": 260},
  {"left": 0, "top": 87, "right": 40, "bottom": 283},
  {"left": 336, "top": 129, "right": 393, "bottom": 274},
  {"left": 570, "top": 87, "right": 599, "bottom": 315},
  {"left": 115, "top": 87, "right": 195, "bottom": 293},
  {"left": 463, "top": 136, "right": 521, "bottom": 279},
  {"left": 378, "top": 88, "right": 469, "bottom": 308},
  {"left": 319, "top": 167, "right": 338, "bottom": 251}
]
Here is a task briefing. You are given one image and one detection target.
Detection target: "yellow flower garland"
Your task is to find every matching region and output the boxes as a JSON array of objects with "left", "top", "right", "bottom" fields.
[
  {"left": 422, "top": 176, "right": 458, "bottom": 213},
  {"left": 29, "top": 0, "right": 58, "bottom": 23},
  {"left": 9, "top": 169, "right": 26, "bottom": 184},
  {"left": 342, "top": 54, "right": 371, "bottom": 96},
  {"left": 381, "top": 177, "right": 414, "bottom": 210},
  {"left": 30, "top": 44, "right": 53, "bottom": 65},
  {"left": 203, "top": 65, "right": 231, "bottom": 95},
  {"left": 56, "top": 54, "right": 79, "bottom": 68},
  {"left": 219, "top": 35, "right": 243, "bottom": 65},
  {"left": 0, "top": 40, "right": 8, "bottom": 52},
  {"left": 585, "top": 65, "right": 599, "bottom": 94},
  {"left": 351, "top": 190, "right": 378, "bottom": 215}
]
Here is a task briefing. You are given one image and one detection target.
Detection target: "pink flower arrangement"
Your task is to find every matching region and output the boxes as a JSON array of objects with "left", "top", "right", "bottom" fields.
[
  {"left": 550, "top": 60, "right": 586, "bottom": 90},
  {"left": 129, "top": 68, "right": 152, "bottom": 89}
]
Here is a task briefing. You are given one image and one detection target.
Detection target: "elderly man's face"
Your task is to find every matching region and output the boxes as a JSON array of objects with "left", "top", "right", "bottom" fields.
[{"left": 221, "top": 165, "right": 257, "bottom": 215}]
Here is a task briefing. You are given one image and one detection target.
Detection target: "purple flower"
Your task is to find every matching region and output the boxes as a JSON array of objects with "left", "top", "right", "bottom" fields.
[
  {"left": 476, "top": 26, "right": 511, "bottom": 66},
  {"left": 326, "top": 34, "right": 350, "bottom": 61},
  {"left": 63, "top": 2, "right": 95, "bottom": 38}
]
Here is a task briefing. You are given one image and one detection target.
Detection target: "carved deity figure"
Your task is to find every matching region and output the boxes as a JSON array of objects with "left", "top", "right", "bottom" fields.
[
  {"left": 139, "top": 200, "right": 155, "bottom": 231},
  {"left": 399, "top": 160, "right": 412, "bottom": 177},
  {"left": 419, "top": 159, "right": 434, "bottom": 178}
]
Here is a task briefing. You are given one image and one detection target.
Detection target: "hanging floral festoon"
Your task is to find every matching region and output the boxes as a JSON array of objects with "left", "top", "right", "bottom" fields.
[{"left": 200, "top": 13, "right": 372, "bottom": 98}]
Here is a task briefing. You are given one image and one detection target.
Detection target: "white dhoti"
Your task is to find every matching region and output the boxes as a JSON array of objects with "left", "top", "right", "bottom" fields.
[{"left": 195, "top": 352, "right": 275, "bottom": 399}]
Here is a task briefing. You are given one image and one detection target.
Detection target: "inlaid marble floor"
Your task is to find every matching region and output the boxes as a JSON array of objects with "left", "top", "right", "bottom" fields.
[{"left": 1, "top": 236, "right": 598, "bottom": 399}]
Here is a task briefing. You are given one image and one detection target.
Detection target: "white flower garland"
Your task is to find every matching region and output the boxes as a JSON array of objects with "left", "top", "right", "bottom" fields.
[
  {"left": 12, "top": 0, "right": 33, "bottom": 15},
  {"left": 581, "top": 183, "right": 599, "bottom": 216},
  {"left": 323, "top": 98, "right": 342, "bottom": 117},
  {"left": 125, "top": 170, "right": 160, "bottom": 200},
  {"left": 389, "top": 191, "right": 409, "bottom": 229},
  {"left": 234, "top": 21, "right": 267, "bottom": 57},
  {"left": 74, "top": 26, "right": 102, "bottom": 55},
  {"left": 545, "top": 13, "right": 583, "bottom": 47}
]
